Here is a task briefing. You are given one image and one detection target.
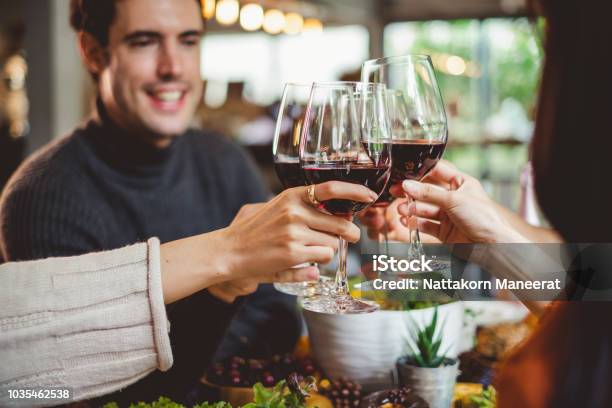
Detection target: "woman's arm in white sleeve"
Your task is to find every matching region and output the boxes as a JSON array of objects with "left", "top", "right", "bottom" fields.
[{"left": 0, "top": 238, "right": 171, "bottom": 405}]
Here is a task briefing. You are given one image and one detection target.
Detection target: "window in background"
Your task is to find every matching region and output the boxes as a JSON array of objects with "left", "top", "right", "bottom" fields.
[
  {"left": 385, "top": 18, "right": 542, "bottom": 209},
  {"left": 198, "top": 26, "right": 369, "bottom": 193},
  {"left": 201, "top": 25, "right": 369, "bottom": 107}
]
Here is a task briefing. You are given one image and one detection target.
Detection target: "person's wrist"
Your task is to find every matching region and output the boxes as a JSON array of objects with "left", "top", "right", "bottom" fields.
[
  {"left": 493, "top": 225, "right": 530, "bottom": 244},
  {"left": 212, "top": 226, "right": 244, "bottom": 284},
  {"left": 207, "top": 284, "right": 238, "bottom": 304}
]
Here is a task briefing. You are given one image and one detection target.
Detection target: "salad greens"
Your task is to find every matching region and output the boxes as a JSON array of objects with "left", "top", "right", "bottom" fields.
[{"left": 101, "top": 374, "right": 317, "bottom": 408}]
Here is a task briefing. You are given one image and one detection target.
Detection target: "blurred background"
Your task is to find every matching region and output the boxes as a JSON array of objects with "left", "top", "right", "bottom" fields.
[{"left": 0, "top": 0, "right": 541, "bottom": 213}]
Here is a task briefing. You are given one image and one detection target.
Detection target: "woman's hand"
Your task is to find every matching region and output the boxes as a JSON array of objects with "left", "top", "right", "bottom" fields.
[
  {"left": 357, "top": 160, "right": 464, "bottom": 244},
  {"left": 207, "top": 264, "right": 319, "bottom": 303},
  {"left": 208, "top": 201, "right": 317, "bottom": 303},
  {"left": 358, "top": 199, "right": 412, "bottom": 242},
  {"left": 210, "top": 182, "right": 377, "bottom": 302},
  {"left": 358, "top": 199, "right": 441, "bottom": 243},
  {"left": 161, "top": 182, "right": 378, "bottom": 304},
  {"left": 394, "top": 161, "right": 528, "bottom": 244},
  {"left": 225, "top": 182, "right": 376, "bottom": 273}
]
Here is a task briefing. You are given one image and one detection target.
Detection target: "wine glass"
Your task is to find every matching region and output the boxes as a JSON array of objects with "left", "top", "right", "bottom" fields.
[
  {"left": 272, "top": 82, "right": 332, "bottom": 297},
  {"left": 362, "top": 55, "right": 448, "bottom": 261},
  {"left": 367, "top": 89, "right": 411, "bottom": 256},
  {"left": 299, "top": 81, "right": 392, "bottom": 314}
]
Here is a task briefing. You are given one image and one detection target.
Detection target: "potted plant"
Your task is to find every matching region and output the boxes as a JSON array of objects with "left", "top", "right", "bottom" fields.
[
  {"left": 303, "top": 300, "right": 464, "bottom": 391},
  {"left": 396, "top": 306, "right": 459, "bottom": 408}
]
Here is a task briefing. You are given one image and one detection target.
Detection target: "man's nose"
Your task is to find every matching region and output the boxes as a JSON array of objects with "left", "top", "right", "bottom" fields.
[{"left": 157, "top": 42, "right": 183, "bottom": 80}]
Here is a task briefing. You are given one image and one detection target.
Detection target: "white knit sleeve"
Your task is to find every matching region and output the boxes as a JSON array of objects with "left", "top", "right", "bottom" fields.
[{"left": 0, "top": 238, "right": 173, "bottom": 406}]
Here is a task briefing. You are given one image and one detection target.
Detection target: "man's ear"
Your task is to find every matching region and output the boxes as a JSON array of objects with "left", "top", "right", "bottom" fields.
[{"left": 77, "top": 32, "right": 109, "bottom": 76}]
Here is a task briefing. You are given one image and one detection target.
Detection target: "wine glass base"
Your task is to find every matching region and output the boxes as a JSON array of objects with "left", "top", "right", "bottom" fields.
[
  {"left": 301, "top": 294, "right": 380, "bottom": 314},
  {"left": 273, "top": 276, "right": 333, "bottom": 297}
]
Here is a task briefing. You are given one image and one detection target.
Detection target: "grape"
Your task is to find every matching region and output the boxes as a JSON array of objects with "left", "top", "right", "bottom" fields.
[{"left": 207, "top": 355, "right": 320, "bottom": 388}]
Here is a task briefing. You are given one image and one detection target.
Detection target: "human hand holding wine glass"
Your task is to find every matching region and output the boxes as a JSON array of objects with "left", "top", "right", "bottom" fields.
[
  {"left": 299, "top": 81, "right": 392, "bottom": 314},
  {"left": 359, "top": 198, "right": 438, "bottom": 242},
  {"left": 208, "top": 182, "right": 381, "bottom": 303},
  {"left": 391, "top": 161, "right": 527, "bottom": 244},
  {"left": 359, "top": 160, "right": 463, "bottom": 243}
]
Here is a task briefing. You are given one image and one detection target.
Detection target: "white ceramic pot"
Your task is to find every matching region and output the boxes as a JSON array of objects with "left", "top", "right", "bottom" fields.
[
  {"left": 303, "top": 302, "right": 464, "bottom": 390},
  {"left": 396, "top": 357, "right": 459, "bottom": 408}
]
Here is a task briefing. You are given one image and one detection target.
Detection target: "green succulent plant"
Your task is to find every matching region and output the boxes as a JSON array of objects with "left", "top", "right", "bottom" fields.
[{"left": 405, "top": 306, "right": 451, "bottom": 368}]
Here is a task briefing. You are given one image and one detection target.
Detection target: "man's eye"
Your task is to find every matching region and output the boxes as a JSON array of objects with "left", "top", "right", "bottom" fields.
[
  {"left": 182, "top": 37, "right": 200, "bottom": 46},
  {"left": 130, "top": 38, "right": 155, "bottom": 47}
]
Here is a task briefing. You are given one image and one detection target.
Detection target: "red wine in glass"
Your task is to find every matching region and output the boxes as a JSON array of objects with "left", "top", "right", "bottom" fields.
[
  {"left": 303, "top": 162, "right": 390, "bottom": 215},
  {"left": 274, "top": 159, "right": 307, "bottom": 189},
  {"left": 374, "top": 139, "right": 446, "bottom": 205}
]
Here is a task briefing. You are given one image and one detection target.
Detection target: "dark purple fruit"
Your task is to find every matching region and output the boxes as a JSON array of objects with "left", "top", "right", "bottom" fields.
[
  {"left": 207, "top": 354, "right": 321, "bottom": 389},
  {"left": 248, "top": 359, "right": 263, "bottom": 371},
  {"left": 320, "top": 377, "right": 363, "bottom": 408}
]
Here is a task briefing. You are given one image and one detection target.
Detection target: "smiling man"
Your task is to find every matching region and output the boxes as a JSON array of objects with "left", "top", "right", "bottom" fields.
[
  {"left": 0, "top": 0, "right": 299, "bottom": 405},
  {"left": 94, "top": 0, "right": 203, "bottom": 146}
]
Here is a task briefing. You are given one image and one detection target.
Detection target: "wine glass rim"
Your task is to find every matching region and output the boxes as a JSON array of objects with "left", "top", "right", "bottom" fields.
[
  {"left": 363, "top": 54, "right": 432, "bottom": 67},
  {"left": 283, "top": 81, "right": 314, "bottom": 87},
  {"left": 312, "top": 81, "right": 385, "bottom": 89}
]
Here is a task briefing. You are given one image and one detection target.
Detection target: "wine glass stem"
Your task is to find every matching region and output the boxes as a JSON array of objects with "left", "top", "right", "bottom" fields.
[
  {"left": 382, "top": 207, "right": 390, "bottom": 255},
  {"left": 406, "top": 195, "right": 424, "bottom": 259},
  {"left": 334, "top": 236, "right": 349, "bottom": 298}
]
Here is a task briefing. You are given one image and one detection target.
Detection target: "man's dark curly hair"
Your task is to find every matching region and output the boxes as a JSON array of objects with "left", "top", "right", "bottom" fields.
[
  {"left": 69, "top": 0, "right": 203, "bottom": 47},
  {"left": 70, "top": 0, "right": 115, "bottom": 46}
]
